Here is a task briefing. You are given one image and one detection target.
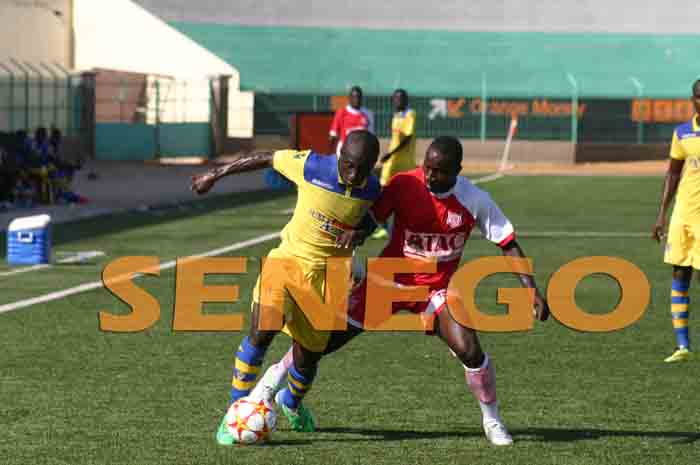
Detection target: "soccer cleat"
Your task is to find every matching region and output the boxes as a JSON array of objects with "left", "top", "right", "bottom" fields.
[
  {"left": 274, "top": 390, "right": 316, "bottom": 432},
  {"left": 483, "top": 420, "right": 513, "bottom": 446},
  {"left": 664, "top": 347, "right": 693, "bottom": 363},
  {"left": 370, "top": 228, "right": 388, "bottom": 240},
  {"left": 216, "top": 415, "right": 235, "bottom": 446}
]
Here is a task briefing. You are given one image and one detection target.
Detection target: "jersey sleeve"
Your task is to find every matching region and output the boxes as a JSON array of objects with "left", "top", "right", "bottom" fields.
[
  {"left": 670, "top": 130, "right": 686, "bottom": 160},
  {"left": 474, "top": 191, "right": 515, "bottom": 247},
  {"left": 330, "top": 109, "right": 342, "bottom": 137},
  {"left": 402, "top": 110, "right": 416, "bottom": 137},
  {"left": 370, "top": 175, "right": 401, "bottom": 223},
  {"left": 272, "top": 150, "right": 310, "bottom": 185}
]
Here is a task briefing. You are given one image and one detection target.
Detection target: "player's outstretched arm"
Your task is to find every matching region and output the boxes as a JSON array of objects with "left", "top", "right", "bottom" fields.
[
  {"left": 190, "top": 151, "right": 274, "bottom": 195},
  {"left": 652, "top": 158, "right": 684, "bottom": 242},
  {"left": 381, "top": 134, "right": 413, "bottom": 163},
  {"left": 500, "top": 240, "right": 550, "bottom": 321}
]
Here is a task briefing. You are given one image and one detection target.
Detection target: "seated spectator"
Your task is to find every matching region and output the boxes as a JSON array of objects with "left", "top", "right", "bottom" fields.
[
  {"left": 24, "top": 127, "right": 55, "bottom": 203},
  {"left": 47, "top": 127, "right": 86, "bottom": 204}
]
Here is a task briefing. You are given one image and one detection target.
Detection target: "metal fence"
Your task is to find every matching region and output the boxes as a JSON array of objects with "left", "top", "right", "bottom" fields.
[
  {"left": 255, "top": 92, "right": 688, "bottom": 145},
  {"left": 0, "top": 60, "right": 82, "bottom": 137}
]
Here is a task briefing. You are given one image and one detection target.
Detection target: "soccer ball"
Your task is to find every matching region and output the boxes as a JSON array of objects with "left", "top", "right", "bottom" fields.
[{"left": 225, "top": 397, "right": 277, "bottom": 444}]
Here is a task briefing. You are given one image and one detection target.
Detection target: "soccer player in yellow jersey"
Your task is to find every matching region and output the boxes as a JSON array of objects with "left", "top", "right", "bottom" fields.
[
  {"left": 191, "top": 131, "right": 380, "bottom": 444},
  {"left": 372, "top": 89, "right": 417, "bottom": 239},
  {"left": 653, "top": 80, "right": 700, "bottom": 363}
]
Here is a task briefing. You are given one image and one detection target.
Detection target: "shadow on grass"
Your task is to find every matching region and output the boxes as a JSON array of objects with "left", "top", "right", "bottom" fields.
[
  {"left": 317, "top": 426, "right": 700, "bottom": 445},
  {"left": 0, "top": 189, "right": 293, "bottom": 250}
]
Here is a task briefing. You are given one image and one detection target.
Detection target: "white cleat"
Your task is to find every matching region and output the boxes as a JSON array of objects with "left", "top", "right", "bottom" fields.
[{"left": 483, "top": 420, "right": 513, "bottom": 446}]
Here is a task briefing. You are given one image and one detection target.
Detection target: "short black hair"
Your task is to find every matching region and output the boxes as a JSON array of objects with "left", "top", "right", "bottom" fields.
[
  {"left": 350, "top": 86, "right": 363, "bottom": 96},
  {"left": 393, "top": 88, "right": 408, "bottom": 98},
  {"left": 428, "top": 136, "right": 463, "bottom": 167},
  {"left": 345, "top": 130, "right": 379, "bottom": 162}
]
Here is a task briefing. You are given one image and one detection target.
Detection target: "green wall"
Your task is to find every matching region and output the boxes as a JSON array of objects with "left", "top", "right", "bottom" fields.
[
  {"left": 172, "top": 22, "right": 699, "bottom": 98},
  {"left": 95, "top": 123, "right": 211, "bottom": 161}
]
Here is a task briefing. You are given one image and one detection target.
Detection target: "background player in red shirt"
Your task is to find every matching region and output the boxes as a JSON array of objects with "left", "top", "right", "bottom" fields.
[
  {"left": 329, "top": 86, "right": 375, "bottom": 154},
  {"left": 253, "top": 136, "right": 549, "bottom": 446}
]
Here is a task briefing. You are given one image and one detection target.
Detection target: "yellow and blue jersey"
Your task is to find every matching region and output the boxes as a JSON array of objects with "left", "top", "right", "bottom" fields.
[
  {"left": 272, "top": 150, "right": 381, "bottom": 267},
  {"left": 670, "top": 117, "right": 700, "bottom": 220},
  {"left": 382, "top": 109, "right": 417, "bottom": 185}
]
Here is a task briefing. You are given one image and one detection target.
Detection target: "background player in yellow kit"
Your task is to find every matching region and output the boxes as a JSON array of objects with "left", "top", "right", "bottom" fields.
[
  {"left": 191, "top": 131, "right": 381, "bottom": 444},
  {"left": 372, "top": 89, "right": 417, "bottom": 239},
  {"left": 653, "top": 79, "right": 700, "bottom": 363}
]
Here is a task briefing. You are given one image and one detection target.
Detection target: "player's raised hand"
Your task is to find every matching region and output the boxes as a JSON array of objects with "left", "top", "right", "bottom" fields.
[
  {"left": 533, "top": 293, "right": 550, "bottom": 321},
  {"left": 652, "top": 217, "right": 666, "bottom": 243},
  {"left": 190, "top": 171, "right": 217, "bottom": 195}
]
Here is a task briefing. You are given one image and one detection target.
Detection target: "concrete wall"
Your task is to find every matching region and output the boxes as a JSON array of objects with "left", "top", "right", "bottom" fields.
[
  {"left": 133, "top": 0, "right": 700, "bottom": 34},
  {"left": 575, "top": 143, "right": 669, "bottom": 163},
  {"left": 0, "top": 0, "right": 72, "bottom": 67},
  {"left": 0, "top": 0, "right": 74, "bottom": 132}
]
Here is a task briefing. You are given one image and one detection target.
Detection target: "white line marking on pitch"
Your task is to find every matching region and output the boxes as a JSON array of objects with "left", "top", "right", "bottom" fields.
[
  {"left": 0, "top": 251, "right": 107, "bottom": 277},
  {"left": 516, "top": 232, "right": 647, "bottom": 238},
  {"left": 0, "top": 233, "right": 281, "bottom": 315},
  {"left": 471, "top": 172, "right": 505, "bottom": 184}
]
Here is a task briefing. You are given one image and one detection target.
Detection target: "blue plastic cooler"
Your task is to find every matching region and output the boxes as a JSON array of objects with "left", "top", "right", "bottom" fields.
[{"left": 7, "top": 214, "right": 52, "bottom": 266}]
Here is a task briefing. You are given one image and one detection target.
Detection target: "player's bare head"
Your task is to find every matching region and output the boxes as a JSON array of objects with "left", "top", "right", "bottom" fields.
[
  {"left": 692, "top": 80, "right": 700, "bottom": 113},
  {"left": 350, "top": 86, "right": 363, "bottom": 109},
  {"left": 392, "top": 89, "right": 408, "bottom": 112},
  {"left": 424, "top": 136, "right": 463, "bottom": 193},
  {"left": 339, "top": 130, "right": 379, "bottom": 187}
]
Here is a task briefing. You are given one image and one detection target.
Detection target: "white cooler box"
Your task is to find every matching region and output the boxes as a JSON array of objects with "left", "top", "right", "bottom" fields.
[{"left": 7, "top": 214, "right": 52, "bottom": 266}]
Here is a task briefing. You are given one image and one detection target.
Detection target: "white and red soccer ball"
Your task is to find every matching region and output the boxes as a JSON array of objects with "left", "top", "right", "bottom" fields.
[{"left": 225, "top": 397, "right": 277, "bottom": 444}]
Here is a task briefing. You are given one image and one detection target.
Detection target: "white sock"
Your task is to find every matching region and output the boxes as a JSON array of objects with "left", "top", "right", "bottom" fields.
[
  {"left": 463, "top": 354, "right": 502, "bottom": 424},
  {"left": 479, "top": 400, "right": 501, "bottom": 424}
]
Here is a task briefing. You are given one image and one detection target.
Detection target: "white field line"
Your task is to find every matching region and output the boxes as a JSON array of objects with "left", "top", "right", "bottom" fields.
[
  {"left": 473, "top": 231, "right": 648, "bottom": 239},
  {"left": 0, "top": 251, "right": 107, "bottom": 277},
  {"left": 0, "top": 232, "right": 281, "bottom": 315}
]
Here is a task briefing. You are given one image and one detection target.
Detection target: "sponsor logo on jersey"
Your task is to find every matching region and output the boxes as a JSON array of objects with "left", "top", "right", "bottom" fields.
[
  {"left": 446, "top": 211, "right": 463, "bottom": 228},
  {"left": 403, "top": 230, "right": 466, "bottom": 262},
  {"left": 310, "top": 209, "right": 350, "bottom": 238},
  {"left": 311, "top": 178, "right": 335, "bottom": 190}
]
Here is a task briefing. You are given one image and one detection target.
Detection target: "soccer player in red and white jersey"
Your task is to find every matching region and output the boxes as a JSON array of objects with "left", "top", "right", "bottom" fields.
[
  {"left": 329, "top": 86, "right": 375, "bottom": 154},
  {"left": 253, "top": 136, "right": 549, "bottom": 446}
]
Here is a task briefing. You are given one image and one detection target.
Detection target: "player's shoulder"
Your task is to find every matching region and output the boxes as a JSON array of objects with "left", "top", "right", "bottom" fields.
[
  {"left": 387, "top": 167, "right": 424, "bottom": 188},
  {"left": 453, "top": 176, "right": 496, "bottom": 210},
  {"left": 302, "top": 151, "right": 336, "bottom": 176},
  {"left": 675, "top": 119, "right": 696, "bottom": 137},
  {"left": 405, "top": 108, "right": 417, "bottom": 118},
  {"left": 274, "top": 149, "right": 312, "bottom": 163}
]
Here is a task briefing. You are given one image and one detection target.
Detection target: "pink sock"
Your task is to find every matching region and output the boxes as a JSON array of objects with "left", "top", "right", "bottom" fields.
[{"left": 465, "top": 353, "right": 497, "bottom": 404}]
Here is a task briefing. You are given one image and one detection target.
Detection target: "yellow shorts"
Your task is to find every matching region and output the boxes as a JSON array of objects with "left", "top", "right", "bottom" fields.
[
  {"left": 252, "top": 247, "right": 331, "bottom": 353},
  {"left": 380, "top": 159, "right": 415, "bottom": 186},
  {"left": 664, "top": 213, "right": 700, "bottom": 269}
]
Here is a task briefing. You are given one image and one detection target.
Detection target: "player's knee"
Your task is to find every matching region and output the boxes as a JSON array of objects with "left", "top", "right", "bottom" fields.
[{"left": 450, "top": 339, "right": 482, "bottom": 368}]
